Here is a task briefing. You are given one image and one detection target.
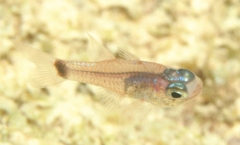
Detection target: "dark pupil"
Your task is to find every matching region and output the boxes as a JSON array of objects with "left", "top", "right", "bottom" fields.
[{"left": 171, "top": 92, "right": 182, "bottom": 98}]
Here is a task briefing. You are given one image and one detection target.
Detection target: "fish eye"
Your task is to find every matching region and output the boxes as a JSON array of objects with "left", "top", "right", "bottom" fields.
[{"left": 166, "top": 82, "right": 187, "bottom": 98}]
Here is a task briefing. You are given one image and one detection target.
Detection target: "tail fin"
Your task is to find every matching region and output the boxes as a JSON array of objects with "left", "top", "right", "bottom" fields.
[{"left": 16, "top": 42, "right": 64, "bottom": 88}]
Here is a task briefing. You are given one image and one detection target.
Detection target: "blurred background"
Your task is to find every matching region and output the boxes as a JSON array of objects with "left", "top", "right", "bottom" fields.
[{"left": 0, "top": 0, "right": 240, "bottom": 145}]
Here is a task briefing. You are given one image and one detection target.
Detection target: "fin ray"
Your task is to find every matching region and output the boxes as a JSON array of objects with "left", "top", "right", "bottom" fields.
[
  {"left": 121, "top": 100, "right": 153, "bottom": 122},
  {"left": 16, "top": 41, "right": 64, "bottom": 88},
  {"left": 94, "top": 87, "right": 124, "bottom": 114},
  {"left": 118, "top": 50, "right": 140, "bottom": 60},
  {"left": 87, "top": 33, "right": 115, "bottom": 61}
]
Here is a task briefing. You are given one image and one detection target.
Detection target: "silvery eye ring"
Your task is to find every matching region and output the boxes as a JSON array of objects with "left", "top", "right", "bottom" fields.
[
  {"left": 163, "top": 68, "right": 195, "bottom": 83},
  {"left": 177, "top": 69, "right": 195, "bottom": 82},
  {"left": 166, "top": 82, "right": 187, "bottom": 98}
]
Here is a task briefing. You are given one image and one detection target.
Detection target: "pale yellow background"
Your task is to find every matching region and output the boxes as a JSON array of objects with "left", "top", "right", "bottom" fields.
[{"left": 0, "top": 0, "right": 240, "bottom": 145}]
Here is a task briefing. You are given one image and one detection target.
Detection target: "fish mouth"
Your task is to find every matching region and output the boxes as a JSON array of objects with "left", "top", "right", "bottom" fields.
[
  {"left": 184, "top": 76, "right": 203, "bottom": 102},
  {"left": 191, "top": 77, "right": 203, "bottom": 98}
]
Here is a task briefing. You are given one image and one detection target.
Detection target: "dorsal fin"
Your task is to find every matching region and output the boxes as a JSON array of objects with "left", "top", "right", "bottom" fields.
[
  {"left": 118, "top": 50, "right": 140, "bottom": 60},
  {"left": 87, "top": 33, "right": 115, "bottom": 61}
]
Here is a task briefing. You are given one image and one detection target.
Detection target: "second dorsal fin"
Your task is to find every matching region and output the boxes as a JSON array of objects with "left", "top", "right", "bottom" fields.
[
  {"left": 87, "top": 33, "right": 115, "bottom": 61},
  {"left": 118, "top": 50, "right": 140, "bottom": 60}
]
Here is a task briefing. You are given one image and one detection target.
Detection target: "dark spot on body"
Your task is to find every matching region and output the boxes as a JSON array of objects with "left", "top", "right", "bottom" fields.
[{"left": 54, "top": 59, "right": 68, "bottom": 78}]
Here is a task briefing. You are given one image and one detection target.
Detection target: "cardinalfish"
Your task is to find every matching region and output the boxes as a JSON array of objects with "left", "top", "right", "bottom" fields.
[{"left": 17, "top": 35, "right": 202, "bottom": 109}]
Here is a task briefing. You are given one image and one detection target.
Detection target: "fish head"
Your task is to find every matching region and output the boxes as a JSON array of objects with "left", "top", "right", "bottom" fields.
[{"left": 152, "top": 68, "right": 202, "bottom": 107}]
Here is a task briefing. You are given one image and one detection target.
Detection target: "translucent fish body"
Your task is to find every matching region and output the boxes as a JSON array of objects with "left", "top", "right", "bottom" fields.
[{"left": 17, "top": 35, "right": 202, "bottom": 107}]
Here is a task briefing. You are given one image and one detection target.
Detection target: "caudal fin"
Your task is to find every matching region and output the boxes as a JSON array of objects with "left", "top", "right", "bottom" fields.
[{"left": 17, "top": 42, "right": 64, "bottom": 88}]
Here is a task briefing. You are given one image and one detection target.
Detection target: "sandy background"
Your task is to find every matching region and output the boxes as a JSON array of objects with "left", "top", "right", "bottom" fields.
[{"left": 1, "top": 0, "right": 240, "bottom": 145}]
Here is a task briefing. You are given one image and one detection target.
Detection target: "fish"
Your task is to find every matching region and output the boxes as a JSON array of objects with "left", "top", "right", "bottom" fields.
[{"left": 17, "top": 34, "right": 202, "bottom": 113}]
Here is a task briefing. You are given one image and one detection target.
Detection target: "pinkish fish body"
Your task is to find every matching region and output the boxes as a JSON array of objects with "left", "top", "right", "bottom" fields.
[{"left": 17, "top": 35, "right": 202, "bottom": 108}]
